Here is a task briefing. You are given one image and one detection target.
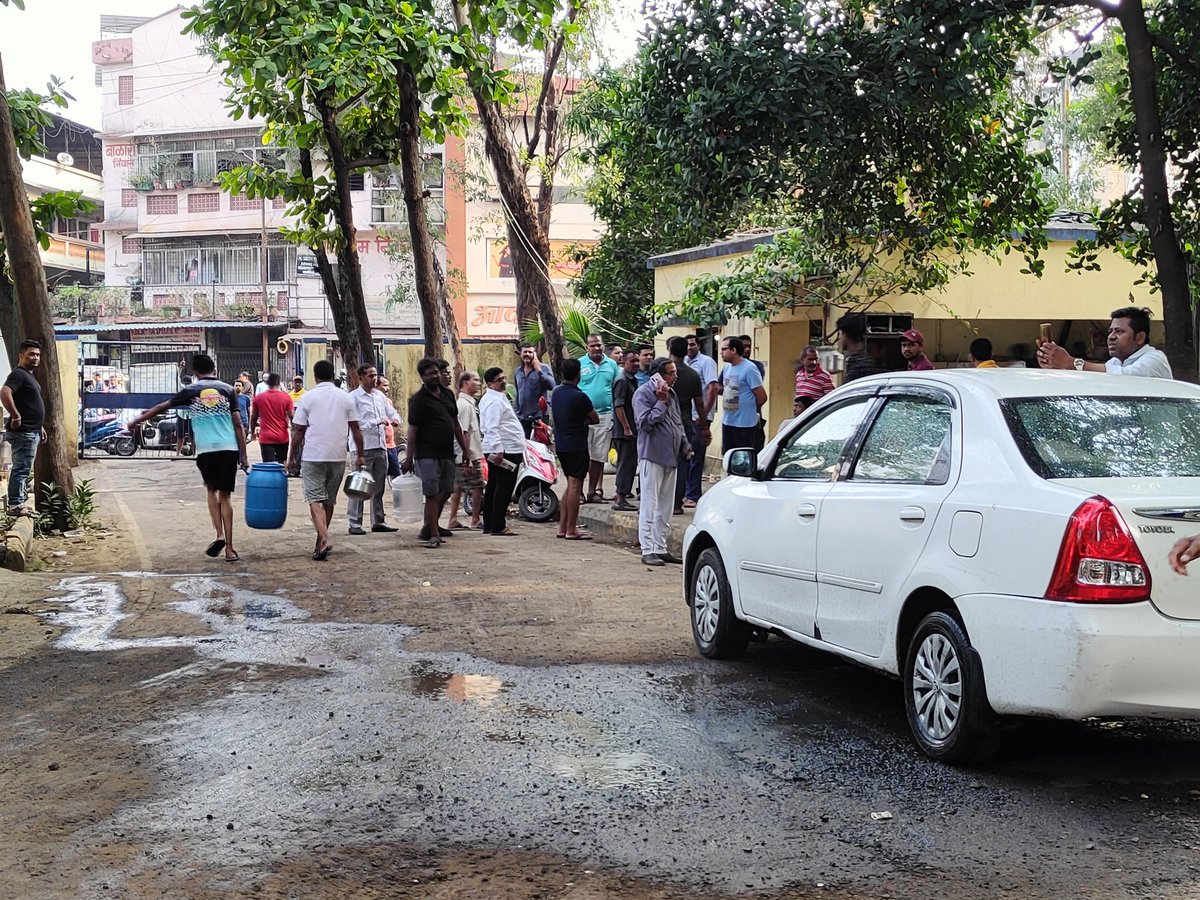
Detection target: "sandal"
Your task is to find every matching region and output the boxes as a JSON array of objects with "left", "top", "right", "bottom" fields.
[
  {"left": 587, "top": 490, "right": 607, "bottom": 503},
  {"left": 563, "top": 533, "right": 593, "bottom": 541},
  {"left": 225, "top": 552, "right": 241, "bottom": 562},
  {"left": 611, "top": 501, "right": 636, "bottom": 511},
  {"left": 205, "top": 539, "right": 226, "bottom": 558},
  {"left": 312, "top": 543, "right": 331, "bottom": 561},
  {"left": 492, "top": 528, "right": 518, "bottom": 536},
  {"left": 420, "top": 538, "right": 442, "bottom": 548}
]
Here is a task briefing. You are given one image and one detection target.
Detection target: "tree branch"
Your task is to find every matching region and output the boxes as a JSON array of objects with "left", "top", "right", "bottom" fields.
[
  {"left": 347, "top": 156, "right": 389, "bottom": 169},
  {"left": 1148, "top": 30, "right": 1200, "bottom": 81},
  {"left": 526, "top": 1, "right": 581, "bottom": 159}
]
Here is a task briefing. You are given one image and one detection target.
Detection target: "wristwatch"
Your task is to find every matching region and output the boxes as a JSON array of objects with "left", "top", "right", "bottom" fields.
[{"left": 1073, "top": 358, "right": 1085, "bottom": 371}]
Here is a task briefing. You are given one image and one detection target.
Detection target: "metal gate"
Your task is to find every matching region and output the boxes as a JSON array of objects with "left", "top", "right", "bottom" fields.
[{"left": 80, "top": 340, "right": 200, "bottom": 459}]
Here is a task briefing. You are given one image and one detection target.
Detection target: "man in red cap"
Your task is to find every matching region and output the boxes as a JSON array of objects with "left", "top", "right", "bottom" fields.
[{"left": 900, "top": 329, "right": 935, "bottom": 371}]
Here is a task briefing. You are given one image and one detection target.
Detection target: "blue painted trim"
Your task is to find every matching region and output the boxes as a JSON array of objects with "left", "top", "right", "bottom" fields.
[{"left": 82, "top": 392, "right": 172, "bottom": 410}]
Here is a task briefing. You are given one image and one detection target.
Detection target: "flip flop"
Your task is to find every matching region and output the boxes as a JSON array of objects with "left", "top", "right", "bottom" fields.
[
  {"left": 225, "top": 552, "right": 241, "bottom": 562},
  {"left": 421, "top": 539, "right": 442, "bottom": 548},
  {"left": 205, "top": 539, "right": 226, "bottom": 558},
  {"left": 611, "top": 502, "right": 636, "bottom": 511},
  {"left": 492, "top": 528, "right": 518, "bottom": 536},
  {"left": 563, "top": 533, "right": 593, "bottom": 541},
  {"left": 312, "top": 544, "right": 331, "bottom": 561},
  {"left": 447, "top": 523, "right": 468, "bottom": 530}
]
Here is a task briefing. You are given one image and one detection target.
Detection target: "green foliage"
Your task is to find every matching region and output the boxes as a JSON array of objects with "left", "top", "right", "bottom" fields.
[
  {"left": 576, "top": 0, "right": 1056, "bottom": 330},
  {"left": 522, "top": 304, "right": 594, "bottom": 357},
  {"left": 1, "top": 79, "right": 95, "bottom": 262},
  {"left": 34, "top": 479, "right": 96, "bottom": 536}
]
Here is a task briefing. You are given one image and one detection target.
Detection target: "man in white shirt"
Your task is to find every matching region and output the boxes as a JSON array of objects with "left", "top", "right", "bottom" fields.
[
  {"left": 1037, "top": 306, "right": 1173, "bottom": 379},
  {"left": 447, "top": 370, "right": 485, "bottom": 530},
  {"left": 346, "top": 363, "right": 400, "bottom": 535},
  {"left": 478, "top": 366, "right": 527, "bottom": 536},
  {"left": 287, "top": 359, "right": 365, "bottom": 561}
]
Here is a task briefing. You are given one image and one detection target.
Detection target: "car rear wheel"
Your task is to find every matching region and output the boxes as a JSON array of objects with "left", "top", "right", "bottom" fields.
[
  {"left": 904, "top": 611, "right": 999, "bottom": 764},
  {"left": 690, "top": 547, "right": 749, "bottom": 659}
]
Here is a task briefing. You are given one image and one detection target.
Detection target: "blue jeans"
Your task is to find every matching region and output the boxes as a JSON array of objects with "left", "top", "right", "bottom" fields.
[{"left": 6, "top": 430, "right": 40, "bottom": 509}]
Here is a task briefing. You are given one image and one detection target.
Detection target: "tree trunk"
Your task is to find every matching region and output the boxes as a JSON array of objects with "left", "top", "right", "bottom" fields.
[
  {"left": 471, "top": 92, "right": 567, "bottom": 373},
  {"left": 314, "top": 94, "right": 374, "bottom": 381},
  {"left": 394, "top": 61, "right": 447, "bottom": 361},
  {"left": 299, "top": 147, "right": 363, "bottom": 381},
  {"left": 0, "top": 57, "right": 75, "bottom": 521},
  {"left": 1117, "top": 0, "right": 1195, "bottom": 381},
  {"left": 0, "top": 269, "right": 18, "bottom": 366},
  {"left": 432, "top": 250, "right": 465, "bottom": 383}
]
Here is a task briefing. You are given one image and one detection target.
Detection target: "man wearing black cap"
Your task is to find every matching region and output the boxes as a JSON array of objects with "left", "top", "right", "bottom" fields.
[{"left": 901, "top": 328, "right": 935, "bottom": 371}]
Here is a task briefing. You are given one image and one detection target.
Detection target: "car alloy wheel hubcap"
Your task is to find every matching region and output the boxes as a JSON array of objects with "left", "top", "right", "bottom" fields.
[
  {"left": 911, "top": 633, "right": 962, "bottom": 742},
  {"left": 693, "top": 565, "right": 721, "bottom": 642}
]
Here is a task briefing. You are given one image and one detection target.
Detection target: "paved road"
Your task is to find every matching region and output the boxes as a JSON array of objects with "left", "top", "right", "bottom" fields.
[{"left": 3, "top": 461, "right": 1200, "bottom": 898}]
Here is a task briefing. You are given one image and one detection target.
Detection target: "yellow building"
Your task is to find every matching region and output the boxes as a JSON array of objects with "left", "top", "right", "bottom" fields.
[{"left": 649, "top": 223, "right": 1164, "bottom": 458}]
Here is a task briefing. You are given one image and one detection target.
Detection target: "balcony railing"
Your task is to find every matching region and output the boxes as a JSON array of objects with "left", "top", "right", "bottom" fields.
[{"left": 51, "top": 283, "right": 295, "bottom": 325}]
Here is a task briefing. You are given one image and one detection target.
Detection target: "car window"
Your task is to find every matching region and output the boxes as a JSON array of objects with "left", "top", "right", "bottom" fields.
[
  {"left": 852, "top": 397, "right": 952, "bottom": 484},
  {"left": 773, "top": 399, "right": 871, "bottom": 481},
  {"left": 1003, "top": 396, "right": 1200, "bottom": 478}
]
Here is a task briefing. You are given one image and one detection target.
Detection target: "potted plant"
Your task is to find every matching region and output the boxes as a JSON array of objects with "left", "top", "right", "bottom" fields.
[{"left": 177, "top": 167, "right": 194, "bottom": 189}]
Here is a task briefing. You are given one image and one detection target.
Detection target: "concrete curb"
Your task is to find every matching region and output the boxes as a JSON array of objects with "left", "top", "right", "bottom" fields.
[
  {"left": 574, "top": 503, "right": 687, "bottom": 556},
  {"left": 0, "top": 514, "right": 35, "bottom": 572}
]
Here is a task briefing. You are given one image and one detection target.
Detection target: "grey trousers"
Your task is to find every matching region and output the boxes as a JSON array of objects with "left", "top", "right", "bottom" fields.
[{"left": 347, "top": 448, "right": 388, "bottom": 528}]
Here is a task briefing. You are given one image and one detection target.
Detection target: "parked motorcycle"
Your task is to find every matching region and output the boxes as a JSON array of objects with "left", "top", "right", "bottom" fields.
[
  {"left": 138, "top": 412, "right": 193, "bottom": 455},
  {"left": 464, "top": 438, "right": 560, "bottom": 522},
  {"left": 82, "top": 417, "right": 137, "bottom": 457}
]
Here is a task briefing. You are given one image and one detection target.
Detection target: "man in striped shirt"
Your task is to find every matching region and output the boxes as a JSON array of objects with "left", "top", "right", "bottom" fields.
[{"left": 794, "top": 345, "right": 835, "bottom": 402}]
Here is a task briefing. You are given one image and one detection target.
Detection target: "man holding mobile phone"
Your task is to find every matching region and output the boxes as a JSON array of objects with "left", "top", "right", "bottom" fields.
[{"left": 1036, "top": 306, "right": 1172, "bottom": 379}]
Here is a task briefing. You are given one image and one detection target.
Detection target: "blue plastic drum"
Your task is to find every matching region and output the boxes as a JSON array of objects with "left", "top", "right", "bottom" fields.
[{"left": 245, "top": 461, "right": 288, "bottom": 529}]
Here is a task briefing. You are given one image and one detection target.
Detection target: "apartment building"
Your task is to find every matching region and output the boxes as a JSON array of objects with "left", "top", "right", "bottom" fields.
[{"left": 88, "top": 6, "right": 601, "bottom": 376}]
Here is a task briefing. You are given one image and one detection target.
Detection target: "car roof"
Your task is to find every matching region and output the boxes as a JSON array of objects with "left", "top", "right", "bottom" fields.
[{"left": 851, "top": 369, "right": 1200, "bottom": 401}]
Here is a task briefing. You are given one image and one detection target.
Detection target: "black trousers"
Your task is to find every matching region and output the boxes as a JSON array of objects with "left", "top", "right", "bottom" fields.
[
  {"left": 482, "top": 452, "right": 522, "bottom": 533},
  {"left": 613, "top": 436, "right": 637, "bottom": 497}
]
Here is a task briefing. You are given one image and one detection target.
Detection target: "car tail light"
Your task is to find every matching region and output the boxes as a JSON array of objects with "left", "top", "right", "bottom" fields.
[{"left": 1046, "top": 496, "right": 1151, "bottom": 603}]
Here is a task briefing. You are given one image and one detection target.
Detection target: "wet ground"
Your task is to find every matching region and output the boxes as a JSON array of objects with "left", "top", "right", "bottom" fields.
[{"left": 4, "top": 462, "right": 1200, "bottom": 898}]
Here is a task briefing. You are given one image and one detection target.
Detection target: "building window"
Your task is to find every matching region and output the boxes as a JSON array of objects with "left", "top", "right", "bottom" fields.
[
  {"left": 118, "top": 75, "right": 133, "bottom": 106},
  {"left": 122, "top": 237, "right": 142, "bottom": 254},
  {"left": 188, "top": 192, "right": 221, "bottom": 213},
  {"left": 230, "top": 194, "right": 262, "bottom": 211},
  {"left": 121, "top": 189, "right": 138, "bottom": 209},
  {"left": 348, "top": 173, "right": 365, "bottom": 191},
  {"left": 145, "top": 195, "right": 178, "bottom": 215}
]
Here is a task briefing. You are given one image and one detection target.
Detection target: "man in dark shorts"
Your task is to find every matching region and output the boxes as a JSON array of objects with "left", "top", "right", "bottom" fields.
[
  {"left": 550, "top": 357, "right": 599, "bottom": 540},
  {"left": 131, "top": 353, "right": 248, "bottom": 562},
  {"left": 402, "top": 358, "right": 470, "bottom": 548}
]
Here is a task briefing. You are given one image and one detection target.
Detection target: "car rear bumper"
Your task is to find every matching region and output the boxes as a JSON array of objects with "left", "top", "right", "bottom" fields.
[{"left": 957, "top": 594, "right": 1200, "bottom": 720}]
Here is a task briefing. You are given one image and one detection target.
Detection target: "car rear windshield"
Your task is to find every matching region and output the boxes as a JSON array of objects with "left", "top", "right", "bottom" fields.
[{"left": 1002, "top": 396, "right": 1200, "bottom": 478}]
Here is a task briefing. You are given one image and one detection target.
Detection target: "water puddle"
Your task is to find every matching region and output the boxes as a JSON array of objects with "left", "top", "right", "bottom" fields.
[{"left": 405, "top": 660, "right": 509, "bottom": 705}]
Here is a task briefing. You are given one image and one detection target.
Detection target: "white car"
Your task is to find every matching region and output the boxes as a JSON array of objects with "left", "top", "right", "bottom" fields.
[{"left": 683, "top": 369, "right": 1200, "bottom": 763}]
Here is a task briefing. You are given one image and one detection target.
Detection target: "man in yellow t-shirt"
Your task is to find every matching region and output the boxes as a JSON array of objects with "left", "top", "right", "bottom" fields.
[
  {"left": 970, "top": 338, "right": 999, "bottom": 368},
  {"left": 288, "top": 375, "right": 306, "bottom": 402}
]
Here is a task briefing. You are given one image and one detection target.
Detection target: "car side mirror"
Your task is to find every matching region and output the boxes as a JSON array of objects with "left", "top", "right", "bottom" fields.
[{"left": 723, "top": 448, "right": 757, "bottom": 478}]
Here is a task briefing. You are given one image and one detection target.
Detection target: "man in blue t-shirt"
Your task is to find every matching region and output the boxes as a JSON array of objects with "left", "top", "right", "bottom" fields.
[
  {"left": 719, "top": 335, "right": 767, "bottom": 453},
  {"left": 551, "top": 357, "right": 599, "bottom": 540},
  {"left": 131, "top": 353, "right": 249, "bottom": 562},
  {"left": 578, "top": 334, "right": 619, "bottom": 502}
]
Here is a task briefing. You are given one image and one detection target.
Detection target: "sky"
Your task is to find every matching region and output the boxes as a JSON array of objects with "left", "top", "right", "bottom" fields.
[
  {"left": 2, "top": 0, "right": 179, "bottom": 127},
  {"left": 1, "top": 0, "right": 643, "bottom": 130}
]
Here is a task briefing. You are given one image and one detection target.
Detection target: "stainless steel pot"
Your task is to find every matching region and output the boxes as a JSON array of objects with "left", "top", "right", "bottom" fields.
[{"left": 343, "top": 467, "right": 376, "bottom": 499}]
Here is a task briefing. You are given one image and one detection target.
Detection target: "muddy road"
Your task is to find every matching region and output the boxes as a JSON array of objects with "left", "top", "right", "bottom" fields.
[{"left": 4, "top": 462, "right": 1200, "bottom": 899}]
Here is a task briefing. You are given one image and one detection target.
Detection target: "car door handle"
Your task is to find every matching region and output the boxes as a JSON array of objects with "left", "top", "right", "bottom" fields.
[
  {"left": 797, "top": 503, "right": 817, "bottom": 519},
  {"left": 899, "top": 506, "right": 926, "bottom": 523}
]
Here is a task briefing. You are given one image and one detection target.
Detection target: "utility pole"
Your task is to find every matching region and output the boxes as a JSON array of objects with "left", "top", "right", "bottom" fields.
[
  {"left": 0, "top": 55, "right": 76, "bottom": 516},
  {"left": 260, "top": 197, "right": 268, "bottom": 374}
]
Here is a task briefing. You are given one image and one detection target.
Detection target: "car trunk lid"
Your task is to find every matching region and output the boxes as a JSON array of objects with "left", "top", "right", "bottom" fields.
[{"left": 1051, "top": 477, "right": 1200, "bottom": 620}]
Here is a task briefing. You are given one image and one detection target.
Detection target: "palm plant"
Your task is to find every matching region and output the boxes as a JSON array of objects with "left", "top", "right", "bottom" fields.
[{"left": 521, "top": 304, "right": 596, "bottom": 358}]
